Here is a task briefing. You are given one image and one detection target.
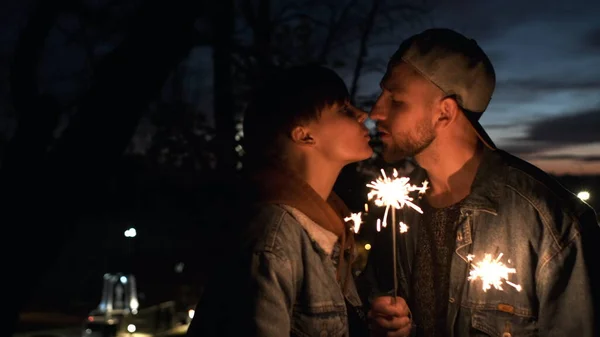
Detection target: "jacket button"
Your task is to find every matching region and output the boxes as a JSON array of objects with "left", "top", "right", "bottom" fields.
[
  {"left": 448, "top": 297, "right": 455, "bottom": 303},
  {"left": 502, "top": 333, "right": 511, "bottom": 337}
]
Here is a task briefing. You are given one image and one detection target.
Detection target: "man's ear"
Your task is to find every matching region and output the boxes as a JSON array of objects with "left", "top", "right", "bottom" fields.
[
  {"left": 290, "top": 125, "right": 315, "bottom": 145},
  {"left": 436, "top": 97, "right": 460, "bottom": 129}
]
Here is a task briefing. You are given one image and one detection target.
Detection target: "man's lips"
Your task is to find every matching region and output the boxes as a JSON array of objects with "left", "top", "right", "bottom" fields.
[{"left": 377, "top": 128, "right": 390, "bottom": 136}]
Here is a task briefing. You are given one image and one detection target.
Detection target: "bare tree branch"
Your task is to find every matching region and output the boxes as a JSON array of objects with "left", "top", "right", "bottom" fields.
[
  {"left": 349, "top": 0, "right": 381, "bottom": 101},
  {"left": 318, "top": 0, "right": 358, "bottom": 63}
]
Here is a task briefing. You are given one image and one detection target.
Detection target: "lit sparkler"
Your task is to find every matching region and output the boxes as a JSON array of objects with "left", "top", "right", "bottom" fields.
[
  {"left": 366, "top": 168, "right": 428, "bottom": 303},
  {"left": 367, "top": 169, "right": 428, "bottom": 228},
  {"left": 344, "top": 212, "right": 363, "bottom": 234},
  {"left": 467, "top": 253, "right": 521, "bottom": 292}
]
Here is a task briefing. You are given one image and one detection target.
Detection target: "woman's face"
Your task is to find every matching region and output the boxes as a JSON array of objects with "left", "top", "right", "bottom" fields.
[{"left": 307, "top": 101, "right": 373, "bottom": 165}]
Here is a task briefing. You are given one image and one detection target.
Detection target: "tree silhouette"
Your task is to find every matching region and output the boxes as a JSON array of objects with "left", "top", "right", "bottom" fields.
[
  {"left": 2, "top": 0, "right": 206, "bottom": 332},
  {"left": 0, "top": 0, "right": 433, "bottom": 331}
]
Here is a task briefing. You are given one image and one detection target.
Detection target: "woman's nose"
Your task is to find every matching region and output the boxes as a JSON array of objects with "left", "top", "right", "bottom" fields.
[{"left": 349, "top": 104, "right": 368, "bottom": 122}]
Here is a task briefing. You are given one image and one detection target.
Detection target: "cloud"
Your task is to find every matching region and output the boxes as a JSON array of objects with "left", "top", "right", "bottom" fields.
[
  {"left": 497, "top": 79, "right": 600, "bottom": 92},
  {"left": 527, "top": 108, "right": 600, "bottom": 144},
  {"left": 497, "top": 107, "right": 600, "bottom": 156},
  {"left": 483, "top": 123, "right": 516, "bottom": 130},
  {"left": 490, "top": 79, "right": 600, "bottom": 104},
  {"left": 500, "top": 141, "right": 557, "bottom": 157},
  {"left": 581, "top": 27, "right": 600, "bottom": 52},
  {"left": 525, "top": 154, "right": 600, "bottom": 162}
]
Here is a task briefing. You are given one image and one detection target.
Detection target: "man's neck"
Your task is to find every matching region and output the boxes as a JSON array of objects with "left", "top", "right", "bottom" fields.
[{"left": 417, "top": 143, "right": 483, "bottom": 208}]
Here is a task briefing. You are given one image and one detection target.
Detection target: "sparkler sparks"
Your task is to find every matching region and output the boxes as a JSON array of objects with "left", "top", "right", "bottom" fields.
[
  {"left": 366, "top": 169, "right": 428, "bottom": 228},
  {"left": 344, "top": 212, "right": 363, "bottom": 234},
  {"left": 366, "top": 168, "right": 428, "bottom": 304},
  {"left": 468, "top": 253, "right": 522, "bottom": 292}
]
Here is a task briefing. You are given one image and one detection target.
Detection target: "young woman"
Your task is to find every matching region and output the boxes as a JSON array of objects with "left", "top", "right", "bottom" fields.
[{"left": 188, "top": 65, "right": 373, "bottom": 337}]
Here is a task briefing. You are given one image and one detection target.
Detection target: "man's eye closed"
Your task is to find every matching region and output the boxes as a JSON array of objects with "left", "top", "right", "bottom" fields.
[{"left": 391, "top": 99, "right": 404, "bottom": 106}]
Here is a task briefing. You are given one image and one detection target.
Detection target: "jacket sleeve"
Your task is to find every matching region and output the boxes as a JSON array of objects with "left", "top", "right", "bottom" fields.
[
  {"left": 243, "top": 250, "right": 295, "bottom": 336},
  {"left": 186, "top": 249, "right": 295, "bottom": 337},
  {"left": 536, "top": 209, "right": 600, "bottom": 337}
]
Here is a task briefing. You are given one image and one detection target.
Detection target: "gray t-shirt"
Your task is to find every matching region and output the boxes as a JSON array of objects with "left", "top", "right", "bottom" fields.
[{"left": 411, "top": 200, "right": 463, "bottom": 337}]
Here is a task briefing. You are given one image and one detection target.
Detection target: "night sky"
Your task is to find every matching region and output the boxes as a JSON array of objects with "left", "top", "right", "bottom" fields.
[
  {"left": 359, "top": 0, "right": 600, "bottom": 175},
  {"left": 1, "top": 0, "right": 599, "bottom": 175}
]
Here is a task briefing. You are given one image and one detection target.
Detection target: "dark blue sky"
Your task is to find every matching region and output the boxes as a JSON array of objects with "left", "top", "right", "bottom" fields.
[
  {"left": 1, "top": 0, "right": 599, "bottom": 174},
  {"left": 435, "top": 0, "right": 600, "bottom": 175},
  {"left": 357, "top": 0, "right": 600, "bottom": 175}
]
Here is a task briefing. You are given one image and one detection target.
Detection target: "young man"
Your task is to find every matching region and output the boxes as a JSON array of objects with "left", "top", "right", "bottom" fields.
[
  {"left": 186, "top": 65, "right": 372, "bottom": 336},
  {"left": 359, "top": 28, "right": 600, "bottom": 337}
]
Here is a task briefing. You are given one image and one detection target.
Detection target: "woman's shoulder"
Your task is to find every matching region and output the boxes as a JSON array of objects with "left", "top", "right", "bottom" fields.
[{"left": 243, "top": 203, "right": 306, "bottom": 258}]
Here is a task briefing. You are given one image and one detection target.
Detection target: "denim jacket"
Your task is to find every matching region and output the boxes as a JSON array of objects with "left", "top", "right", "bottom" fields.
[
  {"left": 188, "top": 204, "right": 364, "bottom": 337},
  {"left": 358, "top": 148, "right": 600, "bottom": 337}
]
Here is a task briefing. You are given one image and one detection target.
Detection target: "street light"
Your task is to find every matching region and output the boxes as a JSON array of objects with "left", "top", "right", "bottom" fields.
[
  {"left": 124, "top": 228, "right": 137, "bottom": 238},
  {"left": 577, "top": 191, "right": 590, "bottom": 201}
]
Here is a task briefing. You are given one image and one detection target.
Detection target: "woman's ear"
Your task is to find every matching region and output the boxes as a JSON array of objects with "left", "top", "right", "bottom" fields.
[{"left": 290, "top": 126, "right": 315, "bottom": 145}]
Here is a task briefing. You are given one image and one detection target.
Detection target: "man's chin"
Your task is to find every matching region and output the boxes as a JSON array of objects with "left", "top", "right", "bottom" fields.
[{"left": 381, "top": 150, "right": 409, "bottom": 164}]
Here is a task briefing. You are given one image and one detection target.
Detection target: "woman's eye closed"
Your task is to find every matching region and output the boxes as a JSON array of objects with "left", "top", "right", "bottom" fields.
[{"left": 341, "top": 106, "right": 355, "bottom": 116}]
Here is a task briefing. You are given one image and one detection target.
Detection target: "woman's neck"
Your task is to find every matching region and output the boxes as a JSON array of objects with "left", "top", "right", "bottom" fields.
[{"left": 288, "top": 156, "right": 342, "bottom": 201}]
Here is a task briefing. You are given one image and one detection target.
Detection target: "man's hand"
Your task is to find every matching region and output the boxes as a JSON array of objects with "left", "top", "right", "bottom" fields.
[{"left": 368, "top": 296, "right": 412, "bottom": 337}]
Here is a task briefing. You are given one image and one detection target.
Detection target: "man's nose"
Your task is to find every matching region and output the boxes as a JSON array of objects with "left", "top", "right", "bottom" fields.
[{"left": 369, "top": 96, "right": 385, "bottom": 121}]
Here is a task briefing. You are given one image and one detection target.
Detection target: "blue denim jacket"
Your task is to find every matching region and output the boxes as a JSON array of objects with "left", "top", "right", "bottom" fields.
[
  {"left": 358, "top": 148, "right": 600, "bottom": 337},
  {"left": 188, "top": 204, "right": 363, "bottom": 337}
]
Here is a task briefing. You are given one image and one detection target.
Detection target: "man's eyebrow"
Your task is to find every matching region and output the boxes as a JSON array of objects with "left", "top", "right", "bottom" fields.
[{"left": 380, "top": 81, "right": 403, "bottom": 93}]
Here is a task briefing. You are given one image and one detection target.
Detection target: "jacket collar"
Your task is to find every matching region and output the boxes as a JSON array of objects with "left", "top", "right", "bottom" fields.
[{"left": 410, "top": 147, "right": 507, "bottom": 214}]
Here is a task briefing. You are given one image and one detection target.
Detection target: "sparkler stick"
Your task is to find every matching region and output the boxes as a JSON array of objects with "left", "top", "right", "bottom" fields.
[
  {"left": 391, "top": 208, "right": 398, "bottom": 304},
  {"left": 366, "top": 168, "right": 428, "bottom": 304}
]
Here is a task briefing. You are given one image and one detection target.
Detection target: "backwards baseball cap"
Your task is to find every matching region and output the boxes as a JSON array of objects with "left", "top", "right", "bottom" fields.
[{"left": 392, "top": 28, "right": 497, "bottom": 150}]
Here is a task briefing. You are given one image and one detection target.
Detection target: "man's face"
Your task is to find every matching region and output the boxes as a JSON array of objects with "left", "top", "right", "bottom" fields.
[{"left": 369, "top": 62, "right": 439, "bottom": 163}]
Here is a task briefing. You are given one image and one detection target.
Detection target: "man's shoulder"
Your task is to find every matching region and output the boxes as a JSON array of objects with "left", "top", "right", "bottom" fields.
[{"left": 495, "top": 149, "right": 594, "bottom": 219}]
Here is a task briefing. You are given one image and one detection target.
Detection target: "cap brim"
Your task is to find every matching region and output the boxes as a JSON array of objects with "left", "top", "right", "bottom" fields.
[{"left": 462, "top": 110, "right": 497, "bottom": 150}]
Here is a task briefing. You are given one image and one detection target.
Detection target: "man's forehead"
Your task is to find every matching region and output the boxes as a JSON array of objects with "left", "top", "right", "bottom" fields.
[
  {"left": 381, "top": 62, "right": 426, "bottom": 92},
  {"left": 380, "top": 70, "right": 407, "bottom": 92}
]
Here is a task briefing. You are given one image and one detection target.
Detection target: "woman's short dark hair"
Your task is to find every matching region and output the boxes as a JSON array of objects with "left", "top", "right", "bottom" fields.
[{"left": 242, "top": 64, "right": 350, "bottom": 168}]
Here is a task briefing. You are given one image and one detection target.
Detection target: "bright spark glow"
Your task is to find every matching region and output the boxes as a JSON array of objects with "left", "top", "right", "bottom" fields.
[
  {"left": 344, "top": 212, "right": 363, "bottom": 233},
  {"left": 577, "top": 191, "right": 590, "bottom": 201},
  {"left": 367, "top": 169, "right": 428, "bottom": 228},
  {"left": 468, "top": 253, "right": 521, "bottom": 292},
  {"left": 376, "top": 218, "right": 381, "bottom": 232},
  {"left": 399, "top": 222, "right": 409, "bottom": 233}
]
